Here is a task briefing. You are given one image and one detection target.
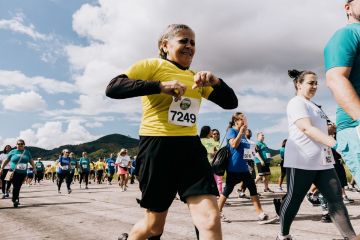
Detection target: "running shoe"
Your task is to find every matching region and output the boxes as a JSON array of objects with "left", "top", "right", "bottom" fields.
[
  {"left": 305, "top": 193, "right": 320, "bottom": 206},
  {"left": 79, "top": 184, "right": 82, "bottom": 189},
  {"left": 68, "top": 189, "right": 72, "bottom": 194},
  {"left": 320, "top": 213, "right": 332, "bottom": 223},
  {"left": 264, "top": 188, "right": 274, "bottom": 193},
  {"left": 257, "top": 212, "right": 269, "bottom": 222},
  {"left": 276, "top": 233, "right": 292, "bottom": 240},
  {"left": 258, "top": 215, "right": 279, "bottom": 225},
  {"left": 13, "top": 200, "right": 19, "bottom": 208},
  {"left": 220, "top": 212, "right": 231, "bottom": 223},
  {"left": 2, "top": 194, "right": 5, "bottom": 199},
  {"left": 118, "top": 233, "right": 128, "bottom": 240},
  {"left": 85, "top": 186, "right": 89, "bottom": 189},
  {"left": 238, "top": 192, "right": 247, "bottom": 198},
  {"left": 6, "top": 191, "right": 10, "bottom": 197},
  {"left": 277, "top": 187, "right": 285, "bottom": 192},
  {"left": 343, "top": 195, "right": 354, "bottom": 204}
]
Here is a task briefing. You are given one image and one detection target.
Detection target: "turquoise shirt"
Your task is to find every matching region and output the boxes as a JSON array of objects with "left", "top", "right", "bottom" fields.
[
  {"left": 70, "top": 158, "right": 77, "bottom": 171},
  {"left": 324, "top": 23, "right": 360, "bottom": 131},
  {"left": 279, "top": 147, "right": 285, "bottom": 161},
  {"left": 35, "top": 161, "right": 44, "bottom": 172},
  {"left": 255, "top": 141, "right": 272, "bottom": 164},
  {"left": 7, "top": 149, "right": 32, "bottom": 174},
  {"left": 79, "top": 157, "right": 90, "bottom": 172}
]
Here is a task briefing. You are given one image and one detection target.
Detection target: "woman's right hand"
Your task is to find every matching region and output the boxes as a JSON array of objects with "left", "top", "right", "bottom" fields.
[{"left": 159, "top": 80, "right": 187, "bottom": 101}]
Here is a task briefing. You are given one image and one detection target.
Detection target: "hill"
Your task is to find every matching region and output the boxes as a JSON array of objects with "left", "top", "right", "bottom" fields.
[{"left": 27, "top": 133, "right": 139, "bottom": 160}]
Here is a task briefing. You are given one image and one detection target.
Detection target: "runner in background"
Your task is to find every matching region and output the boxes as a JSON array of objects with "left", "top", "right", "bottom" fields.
[
  {"left": 278, "top": 139, "right": 287, "bottom": 192},
  {"left": 79, "top": 152, "right": 90, "bottom": 189},
  {"left": 116, "top": 149, "right": 131, "bottom": 191},
  {"left": 0, "top": 145, "right": 12, "bottom": 199},
  {"left": 106, "top": 153, "right": 116, "bottom": 185},
  {"left": 255, "top": 132, "right": 273, "bottom": 193},
  {"left": 95, "top": 157, "right": 106, "bottom": 184},
  {"left": 57, "top": 149, "right": 72, "bottom": 194},
  {"left": 69, "top": 152, "right": 77, "bottom": 184},
  {"left": 34, "top": 158, "right": 45, "bottom": 185}
]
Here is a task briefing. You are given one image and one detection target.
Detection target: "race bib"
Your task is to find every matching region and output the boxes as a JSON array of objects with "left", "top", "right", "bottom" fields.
[
  {"left": 266, "top": 153, "right": 271, "bottom": 159},
  {"left": 62, "top": 165, "right": 69, "bottom": 170},
  {"left": 82, "top": 164, "right": 88, "bottom": 169},
  {"left": 322, "top": 147, "right": 335, "bottom": 166},
  {"left": 110, "top": 163, "right": 115, "bottom": 167},
  {"left": 16, "top": 163, "right": 27, "bottom": 170},
  {"left": 168, "top": 97, "right": 200, "bottom": 127},
  {"left": 243, "top": 144, "right": 255, "bottom": 160}
]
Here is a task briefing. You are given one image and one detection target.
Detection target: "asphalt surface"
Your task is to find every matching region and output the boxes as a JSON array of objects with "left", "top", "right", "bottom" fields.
[{"left": 0, "top": 180, "right": 360, "bottom": 240}]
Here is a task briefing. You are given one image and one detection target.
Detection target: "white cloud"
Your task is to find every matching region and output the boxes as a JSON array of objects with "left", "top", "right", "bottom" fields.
[
  {"left": 0, "top": 14, "right": 51, "bottom": 41},
  {"left": 0, "top": 70, "right": 77, "bottom": 94},
  {"left": 264, "top": 117, "right": 289, "bottom": 134},
  {"left": 85, "top": 121, "right": 103, "bottom": 128},
  {"left": 58, "top": 100, "right": 65, "bottom": 106},
  {"left": 1, "top": 120, "right": 99, "bottom": 150},
  {"left": 2, "top": 91, "right": 46, "bottom": 112}
]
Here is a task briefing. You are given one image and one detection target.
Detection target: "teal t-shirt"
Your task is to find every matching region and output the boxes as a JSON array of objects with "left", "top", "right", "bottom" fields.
[
  {"left": 255, "top": 141, "right": 272, "bottom": 164},
  {"left": 279, "top": 147, "right": 285, "bottom": 161},
  {"left": 35, "top": 161, "right": 44, "bottom": 172},
  {"left": 70, "top": 158, "right": 77, "bottom": 171},
  {"left": 79, "top": 157, "right": 90, "bottom": 172},
  {"left": 8, "top": 149, "right": 32, "bottom": 174},
  {"left": 324, "top": 23, "right": 360, "bottom": 131}
]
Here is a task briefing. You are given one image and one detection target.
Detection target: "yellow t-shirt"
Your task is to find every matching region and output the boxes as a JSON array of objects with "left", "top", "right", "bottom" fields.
[
  {"left": 95, "top": 161, "right": 106, "bottom": 171},
  {"left": 124, "top": 58, "right": 214, "bottom": 136}
]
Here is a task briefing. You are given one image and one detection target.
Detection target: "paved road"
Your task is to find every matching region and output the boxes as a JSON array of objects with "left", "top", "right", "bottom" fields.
[{"left": 0, "top": 181, "right": 360, "bottom": 240}]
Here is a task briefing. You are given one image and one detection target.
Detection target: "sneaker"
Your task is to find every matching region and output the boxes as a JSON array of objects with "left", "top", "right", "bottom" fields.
[
  {"left": 306, "top": 192, "right": 320, "bottom": 206},
  {"left": 58, "top": 190, "right": 61, "bottom": 194},
  {"left": 68, "top": 189, "right": 72, "bottom": 194},
  {"left": 320, "top": 213, "right": 331, "bottom": 223},
  {"left": 224, "top": 202, "right": 232, "bottom": 206},
  {"left": 118, "top": 233, "right": 128, "bottom": 240},
  {"left": 85, "top": 186, "right": 89, "bottom": 189},
  {"left": 277, "top": 187, "right": 284, "bottom": 192},
  {"left": 258, "top": 215, "right": 279, "bottom": 225},
  {"left": 276, "top": 233, "right": 292, "bottom": 240},
  {"left": 2, "top": 194, "right": 5, "bottom": 199},
  {"left": 6, "top": 191, "right": 10, "bottom": 197},
  {"left": 343, "top": 195, "right": 354, "bottom": 204},
  {"left": 13, "top": 200, "right": 19, "bottom": 208},
  {"left": 238, "top": 192, "right": 247, "bottom": 198},
  {"left": 79, "top": 184, "right": 82, "bottom": 189},
  {"left": 258, "top": 212, "right": 269, "bottom": 222},
  {"left": 220, "top": 212, "right": 231, "bottom": 223},
  {"left": 273, "top": 198, "right": 282, "bottom": 216},
  {"left": 264, "top": 188, "right": 274, "bottom": 193}
]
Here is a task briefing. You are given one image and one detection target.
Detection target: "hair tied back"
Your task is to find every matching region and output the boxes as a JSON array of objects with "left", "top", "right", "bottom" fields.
[{"left": 288, "top": 69, "right": 302, "bottom": 79}]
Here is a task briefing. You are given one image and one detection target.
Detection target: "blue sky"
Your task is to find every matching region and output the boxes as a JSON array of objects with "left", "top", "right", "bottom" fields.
[{"left": 0, "top": 0, "right": 346, "bottom": 150}]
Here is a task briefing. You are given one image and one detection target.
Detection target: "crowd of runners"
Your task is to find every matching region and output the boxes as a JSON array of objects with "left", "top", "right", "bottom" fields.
[{"left": 2, "top": 1, "right": 360, "bottom": 239}]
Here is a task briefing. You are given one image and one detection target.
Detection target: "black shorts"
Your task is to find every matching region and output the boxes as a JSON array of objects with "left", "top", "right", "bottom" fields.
[
  {"left": 223, "top": 172, "right": 257, "bottom": 198},
  {"left": 256, "top": 162, "right": 271, "bottom": 176},
  {"left": 136, "top": 136, "right": 218, "bottom": 212},
  {"left": 246, "top": 160, "right": 256, "bottom": 179}
]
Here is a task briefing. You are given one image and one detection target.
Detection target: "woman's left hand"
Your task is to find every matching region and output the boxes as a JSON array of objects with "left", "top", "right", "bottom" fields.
[{"left": 192, "top": 71, "right": 220, "bottom": 89}]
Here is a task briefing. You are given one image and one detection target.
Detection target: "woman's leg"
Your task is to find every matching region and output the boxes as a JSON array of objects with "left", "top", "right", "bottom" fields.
[
  {"left": 11, "top": 172, "right": 26, "bottom": 203},
  {"left": 279, "top": 168, "right": 315, "bottom": 236},
  {"left": 214, "top": 174, "right": 223, "bottom": 195},
  {"left": 1, "top": 169, "right": 8, "bottom": 195},
  {"left": 128, "top": 209, "right": 168, "bottom": 239},
  {"left": 57, "top": 173, "right": 64, "bottom": 191},
  {"left": 315, "top": 169, "right": 356, "bottom": 239},
  {"left": 188, "top": 195, "right": 222, "bottom": 240}
]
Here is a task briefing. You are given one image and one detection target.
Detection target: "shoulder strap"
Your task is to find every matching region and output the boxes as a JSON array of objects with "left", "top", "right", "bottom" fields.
[{"left": 14, "top": 150, "right": 26, "bottom": 169}]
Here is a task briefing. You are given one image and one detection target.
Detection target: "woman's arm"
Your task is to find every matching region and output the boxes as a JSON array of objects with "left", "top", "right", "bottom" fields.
[
  {"left": 295, "top": 118, "right": 336, "bottom": 147},
  {"left": 105, "top": 74, "right": 161, "bottom": 99},
  {"left": 228, "top": 126, "right": 246, "bottom": 149},
  {"left": 207, "top": 79, "right": 238, "bottom": 109}
]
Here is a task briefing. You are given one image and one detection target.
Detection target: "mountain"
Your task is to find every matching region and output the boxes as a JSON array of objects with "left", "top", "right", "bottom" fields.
[{"left": 26, "top": 133, "right": 139, "bottom": 160}]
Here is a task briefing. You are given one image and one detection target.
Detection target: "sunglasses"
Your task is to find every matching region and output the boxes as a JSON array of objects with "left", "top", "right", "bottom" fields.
[
  {"left": 348, "top": 0, "right": 354, "bottom": 2},
  {"left": 17, "top": 143, "right": 25, "bottom": 145}
]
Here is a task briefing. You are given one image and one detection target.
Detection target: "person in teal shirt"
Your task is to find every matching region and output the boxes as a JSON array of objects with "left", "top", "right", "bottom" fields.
[
  {"left": 79, "top": 152, "right": 90, "bottom": 189},
  {"left": 254, "top": 132, "right": 273, "bottom": 192},
  {"left": 324, "top": 0, "right": 360, "bottom": 188},
  {"left": 69, "top": 152, "right": 78, "bottom": 184},
  {"left": 34, "top": 159, "right": 45, "bottom": 184},
  {"left": 0, "top": 139, "right": 35, "bottom": 207},
  {"left": 278, "top": 139, "right": 287, "bottom": 192}
]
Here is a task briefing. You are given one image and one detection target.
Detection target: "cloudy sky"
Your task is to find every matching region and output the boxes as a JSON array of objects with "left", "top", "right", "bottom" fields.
[{"left": 0, "top": 0, "right": 347, "bottom": 150}]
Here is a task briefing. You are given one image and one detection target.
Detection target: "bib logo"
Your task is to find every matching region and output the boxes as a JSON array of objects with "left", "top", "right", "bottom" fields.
[{"left": 180, "top": 98, "right": 191, "bottom": 110}]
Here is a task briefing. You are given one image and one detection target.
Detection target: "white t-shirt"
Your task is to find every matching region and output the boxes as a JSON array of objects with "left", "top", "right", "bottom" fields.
[
  {"left": 284, "top": 96, "right": 334, "bottom": 170},
  {"left": 116, "top": 155, "right": 131, "bottom": 168},
  {"left": 0, "top": 153, "right": 10, "bottom": 169}
]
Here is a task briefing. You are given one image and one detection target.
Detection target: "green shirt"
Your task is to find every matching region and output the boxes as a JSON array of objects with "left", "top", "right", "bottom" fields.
[
  {"left": 79, "top": 157, "right": 90, "bottom": 172},
  {"left": 200, "top": 138, "right": 219, "bottom": 163},
  {"left": 35, "top": 161, "right": 44, "bottom": 172},
  {"left": 324, "top": 23, "right": 360, "bottom": 131},
  {"left": 8, "top": 149, "right": 32, "bottom": 174},
  {"left": 255, "top": 141, "right": 272, "bottom": 164}
]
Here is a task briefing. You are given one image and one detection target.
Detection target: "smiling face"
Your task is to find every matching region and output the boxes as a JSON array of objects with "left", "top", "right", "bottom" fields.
[
  {"left": 162, "top": 29, "right": 195, "bottom": 68},
  {"left": 297, "top": 74, "right": 318, "bottom": 100}
]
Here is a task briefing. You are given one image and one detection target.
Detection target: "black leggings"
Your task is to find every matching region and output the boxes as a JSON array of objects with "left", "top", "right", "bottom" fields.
[
  {"left": 57, "top": 172, "right": 71, "bottom": 191},
  {"left": 97, "top": 170, "right": 104, "bottom": 184},
  {"left": 223, "top": 172, "right": 257, "bottom": 198},
  {"left": 1, "top": 169, "right": 12, "bottom": 194},
  {"left": 35, "top": 172, "right": 44, "bottom": 183},
  {"left": 79, "top": 172, "right": 89, "bottom": 186},
  {"left": 107, "top": 171, "right": 114, "bottom": 183},
  {"left": 11, "top": 172, "right": 27, "bottom": 202},
  {"left": 280, "top": 168, "right": 355, "bottom": 238}
]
